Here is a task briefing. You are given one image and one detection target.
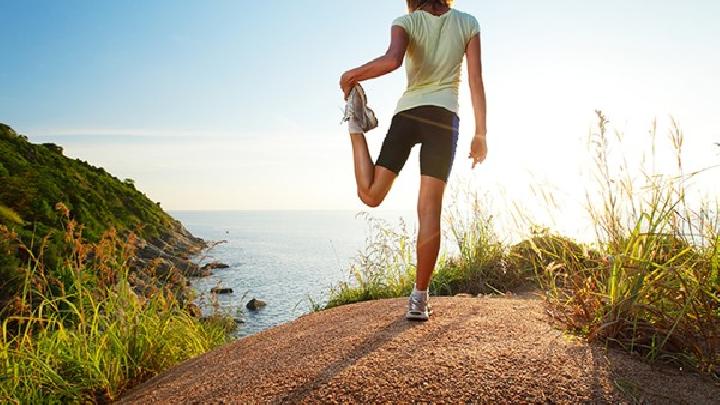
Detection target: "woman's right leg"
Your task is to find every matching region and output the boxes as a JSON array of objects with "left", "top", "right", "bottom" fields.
[
  {"left": 349, "top": 133, "right": 396, "bottom": 207},
  {"left": 415, "top": 175, "right": 446, "bottom": 291},
  {"left": 413, "top": 106, "right": 459, "bottom": 291}
]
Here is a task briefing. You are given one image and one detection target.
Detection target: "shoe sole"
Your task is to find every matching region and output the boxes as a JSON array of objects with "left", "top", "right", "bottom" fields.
[
  {"left": 357, "top": 86, "right": 378, "bottom": 131},
  {"left": 405, "top": 312, "right": 429, "bottom": 321},
  {"left": 348, "top": 84, "right": 378, "bottom": 132}
]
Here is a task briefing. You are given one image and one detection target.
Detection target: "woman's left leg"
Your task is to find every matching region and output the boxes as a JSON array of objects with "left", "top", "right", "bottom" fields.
[
  {"left": 349, "top": 133, "right": 397, "bottom": 207},
  {"left": 415, "top": 175, "right": 446, "bottom": 291}
]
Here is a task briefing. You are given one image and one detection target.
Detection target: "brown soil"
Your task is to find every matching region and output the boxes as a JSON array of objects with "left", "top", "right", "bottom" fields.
[{"left": 120, "top": 294, "right": 718, "bottom": 404}]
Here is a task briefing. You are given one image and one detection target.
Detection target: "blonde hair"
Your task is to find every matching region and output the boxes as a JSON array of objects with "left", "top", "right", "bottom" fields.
[{"left": 406, "top": 0, "right": 454, "bottom": 12}]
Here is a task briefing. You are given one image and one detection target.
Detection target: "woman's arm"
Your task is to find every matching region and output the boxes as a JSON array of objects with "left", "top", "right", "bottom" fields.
[
  {"left": 466, "top": 33, "right": 488, "bottom": 168},
  {"left": 340, "top": 26, "right": 409, "bottom": 98}
]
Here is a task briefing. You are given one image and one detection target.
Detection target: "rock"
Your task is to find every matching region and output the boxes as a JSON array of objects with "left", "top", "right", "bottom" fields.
[
  {"left": 246, "top": 298, "right": 266, "bottom": 310},
  {"left": 152, "top": 258, "right": 173, "bottom": 277},
  {"left": 137, "top": 243, "right": 164, "bottom": 261},
  {"left": 184, "top": 262, "right": 212, "bottom": 277},
  {"left": 186, "top": 303, "right": 202, "bottom": 318},
  {"left": 211, "top": 287, "right": 233, "bottom": 294},
  {"left": 200, "top": 261, "right": 230, "bottom": 271},
  {"left": 454, "top": 293, "right": 474, "bottom": 298}
]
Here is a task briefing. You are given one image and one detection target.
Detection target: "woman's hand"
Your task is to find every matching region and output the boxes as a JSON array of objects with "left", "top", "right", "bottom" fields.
[
  {"left": 469, "top": 133, "right": 487, "bottom": 169},
  {"left": 339, "top": 71, "right": 356, "bottom": 100}
]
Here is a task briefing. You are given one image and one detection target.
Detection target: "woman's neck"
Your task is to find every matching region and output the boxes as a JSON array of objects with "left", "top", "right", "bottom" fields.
[{"left": 417, "top": 5, "right": 450, "bottom": 16}]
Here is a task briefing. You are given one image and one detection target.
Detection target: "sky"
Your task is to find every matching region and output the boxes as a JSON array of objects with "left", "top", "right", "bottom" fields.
[{"left": 1, "top": 0, "right": 719, "bottom": 237}]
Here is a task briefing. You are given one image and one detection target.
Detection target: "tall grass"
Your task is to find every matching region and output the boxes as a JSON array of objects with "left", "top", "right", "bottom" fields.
[
  {"left": 437, "top": 193, "right": 532, "bottom": 295},
  {"left": 326, "top": 201, "right": 533, "bottom": 310},
  {"left": 325, "top": 213, "right": 417, "bottom": 308},
  {"left": 0, "top": 206, "right": 230, "bottom": 403},
  {"left": 536, "top": 112, "right": 719, "bottom": 376}
]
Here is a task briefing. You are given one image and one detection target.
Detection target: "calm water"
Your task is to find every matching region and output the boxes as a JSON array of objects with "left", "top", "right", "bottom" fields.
[{"left": 170, "top": 210, "right": 416, "bottom": 338}]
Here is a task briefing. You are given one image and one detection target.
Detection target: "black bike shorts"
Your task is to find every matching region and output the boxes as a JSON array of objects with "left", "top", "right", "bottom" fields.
[{"left": 375, "top": 105, "right": 460, "bottom": 183}]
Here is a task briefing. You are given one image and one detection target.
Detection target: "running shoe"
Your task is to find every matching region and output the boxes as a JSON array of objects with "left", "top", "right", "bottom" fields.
[
  {"left": 341, "top": 83, "right": 378, "bottom": 133},
  {"left": 405, "top": 292, "right": 430, "bottom": 321}
]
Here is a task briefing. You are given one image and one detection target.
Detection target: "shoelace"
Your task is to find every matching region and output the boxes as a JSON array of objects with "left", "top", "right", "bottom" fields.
[{"left": 409, "top": 294, "right": 427, "bottom": 311}]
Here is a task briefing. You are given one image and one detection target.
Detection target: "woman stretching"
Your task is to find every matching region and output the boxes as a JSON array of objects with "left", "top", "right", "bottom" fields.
[{"left": 340, "top": 0, "right": 487, "bottom": 321}]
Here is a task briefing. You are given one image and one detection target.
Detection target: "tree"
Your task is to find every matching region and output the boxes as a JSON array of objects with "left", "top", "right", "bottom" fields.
[{"left": 41, "top": 143, "right": 64, "bottom": 154}]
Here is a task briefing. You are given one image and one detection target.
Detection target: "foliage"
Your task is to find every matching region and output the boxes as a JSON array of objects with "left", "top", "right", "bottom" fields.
[
  {"left": 325, "top": 213, "right": 417, "bottom": 309},
  {"left": 534, "top": 112, "right": 719, "bottom": 376},
  {"left": 0, "top": 212, "right": 230, "bottom": 403},
  {"left": 325, "top": 204, "right": 535, "bottom": 310},
  {"left": 0, "top": 122, "right": 177, "bottom": 258},
  {"left": 0, "top": 123, "right": 190, "bottom": 313},
  {"left": 438, "top": 194, "right": 531, "bottom": 295}
]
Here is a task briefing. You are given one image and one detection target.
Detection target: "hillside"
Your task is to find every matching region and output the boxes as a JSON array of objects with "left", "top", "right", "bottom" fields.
[{"left": 0, "top": 123, "right": 207, "bottom": 305}]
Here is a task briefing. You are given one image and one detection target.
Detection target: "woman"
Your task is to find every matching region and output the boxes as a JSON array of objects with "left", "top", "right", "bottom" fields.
[{"left": 339, "top": 0, "right": 487, "bottom": 321}]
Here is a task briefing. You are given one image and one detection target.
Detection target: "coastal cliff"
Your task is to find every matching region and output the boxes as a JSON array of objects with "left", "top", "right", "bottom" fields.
[{"left": 0, "top": 123, "right": 207, "bottom": 302}]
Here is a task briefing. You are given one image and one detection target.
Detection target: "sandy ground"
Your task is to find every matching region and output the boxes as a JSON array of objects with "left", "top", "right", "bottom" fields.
[{"left": 120, "top": 294, "right": 719, "bottom": 404}]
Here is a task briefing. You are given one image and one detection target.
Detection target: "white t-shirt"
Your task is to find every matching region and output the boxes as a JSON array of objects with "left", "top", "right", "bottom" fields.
[{"left": 392, "top": 8, "right": 480, "bottom": 115}]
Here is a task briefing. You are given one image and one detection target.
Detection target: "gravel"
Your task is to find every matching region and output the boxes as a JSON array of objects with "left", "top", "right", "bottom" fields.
[{"left": 120, "top": 294, "right": 719, "bottom": 404}]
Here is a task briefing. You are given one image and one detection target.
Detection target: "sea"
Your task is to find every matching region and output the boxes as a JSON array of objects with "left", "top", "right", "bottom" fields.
[{"left": 170, "top": 210, "right": 417, "bottom": 338}]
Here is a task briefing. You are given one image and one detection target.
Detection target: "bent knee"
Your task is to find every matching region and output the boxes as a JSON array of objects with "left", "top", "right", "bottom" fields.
[
  {"left": 358, "top": 190, "right": 383, "bottom": 208},
  {"left": 362, "top": 195, "right": 382, "bottom": 208}
]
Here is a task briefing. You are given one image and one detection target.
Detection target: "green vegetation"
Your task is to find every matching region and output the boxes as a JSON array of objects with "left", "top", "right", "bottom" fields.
[
  {"left": 0, "top": 122, "right": 204, "bottom": 322},
  {"left": 0, "top": 124, "right": 230, "bottom": 402},
  {"left": 0, "top": 123, "right": 172, "bottom": 241},
  {"left": 326, "top": 112, "right": 719, "bottom": 378},
  {"left": 0, "top": 123, "right": 182, "bottom": 275},
  {"left": 326, "top": 214, "right": 418, "bottom": 307},
  {"left": 325, "top": 204, "right": 530, "bottom": 309},
  {"left": 0, "top": 211, "right": 230, "bottom": 403}
]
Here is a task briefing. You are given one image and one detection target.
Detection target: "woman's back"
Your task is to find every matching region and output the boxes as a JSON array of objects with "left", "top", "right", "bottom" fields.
[{"left": 393, "top": 8, "right": 480, "bottom": 115}]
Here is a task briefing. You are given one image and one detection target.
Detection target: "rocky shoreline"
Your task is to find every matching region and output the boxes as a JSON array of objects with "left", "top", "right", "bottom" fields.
[
  {"left": 128, "top": 216, "right": 210, "bottom": 275},
  {"left": 127, "top": 219, "right": 269, "bottom": 324},
  {"left": 125, "top": 218, "right": 250, "bottom": 309},
  {"left": 125, "top": 218, "right": 213, "bottom": 301}
]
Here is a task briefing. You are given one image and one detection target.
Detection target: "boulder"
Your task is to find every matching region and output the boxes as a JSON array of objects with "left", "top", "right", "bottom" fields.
[
  {"left": 200, "top": 261, "right": 231, "bottom": 271},
  {"left": 184, "top": 263, "right": 212, "bottom": 277},
  {"left": 211, "top": 287, "right": 233, "bottom": 294},
  {"left": 137, "top": 243, "right": 164, "bottom": 261},
  {"left": 246, "top": 298, "right": 266, "bottom": 310},
  {"left": 152, "top": 258, "right": 173, "bottom": 277}
]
